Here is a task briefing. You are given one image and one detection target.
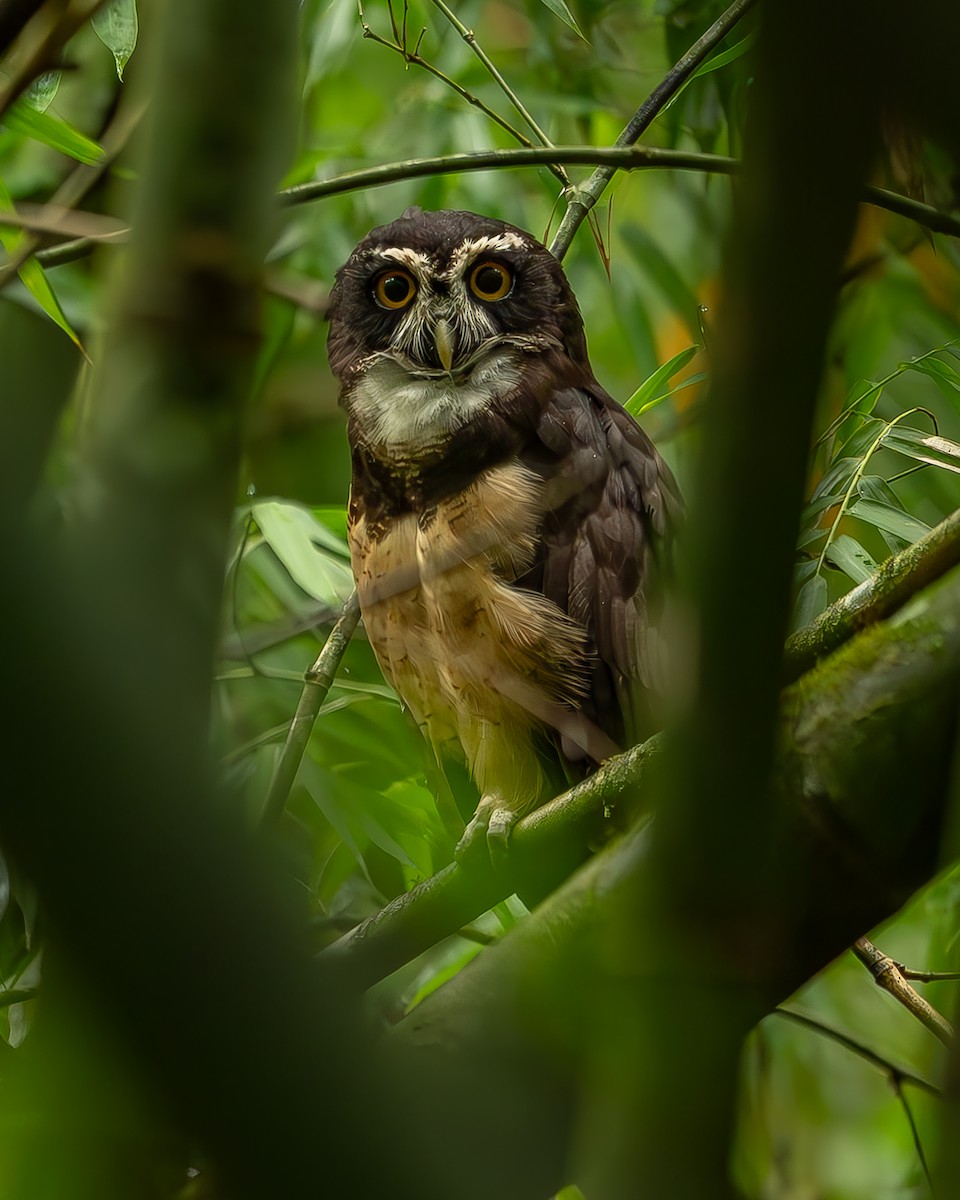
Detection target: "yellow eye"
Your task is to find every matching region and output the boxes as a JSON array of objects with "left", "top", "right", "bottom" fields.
[
  {"left": 469, "top": 260, "right": 512, "bottom": 301},
  {"left": 374, "top": 269, "right": 417, "bottom": 310}
]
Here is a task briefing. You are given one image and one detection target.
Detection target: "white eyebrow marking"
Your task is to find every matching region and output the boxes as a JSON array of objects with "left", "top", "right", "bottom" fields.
[
  {"left": 378, "top": 247, "right": 434, "bottom": 277},
  {"left": 447, "top": 233, "right": 527, "bottom": 276}
]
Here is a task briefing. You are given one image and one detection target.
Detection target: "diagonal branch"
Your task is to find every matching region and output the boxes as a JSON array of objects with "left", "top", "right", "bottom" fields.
[
  {"left": 261, "top": 592, "right": 360, "bottom": 828},
  {"left": 549, "top": 0, "right": 760, "bottom": 259}
]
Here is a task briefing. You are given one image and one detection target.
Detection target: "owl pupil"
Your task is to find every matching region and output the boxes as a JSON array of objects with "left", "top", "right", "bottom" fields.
[
  {"left": 383, "top": 275, "right": 410, "bottom": 303},
  {"left": 475, "top": 266, "right": 504, "bottom": 295}
]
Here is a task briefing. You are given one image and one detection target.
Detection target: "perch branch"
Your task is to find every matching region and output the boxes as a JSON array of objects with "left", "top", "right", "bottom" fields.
[
  {"left": 549, "top": 0, "right": 760, "bottom": 259},
  {"left": 325, "top": 561, "right": 960, "bottom": 990},
  {"left": 322, "top": 737, "right": 664, "bottom": 987},
  {"left": 853, "top": 937, "right": 954, "bottom": 1046}
]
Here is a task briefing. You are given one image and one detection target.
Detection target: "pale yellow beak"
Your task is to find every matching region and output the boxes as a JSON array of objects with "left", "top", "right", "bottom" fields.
[{"left": 434, "top": 319, "right": 455, "bottom": 372}]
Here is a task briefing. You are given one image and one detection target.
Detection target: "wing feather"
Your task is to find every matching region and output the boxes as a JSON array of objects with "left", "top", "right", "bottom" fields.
[{"left": 520, "top": 385, "right": 681, "bottom": 756}]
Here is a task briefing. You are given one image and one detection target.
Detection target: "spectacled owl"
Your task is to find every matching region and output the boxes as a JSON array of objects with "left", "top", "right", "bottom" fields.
[{"left": 327, "top": 208, "right": 681, "bottom": 861}]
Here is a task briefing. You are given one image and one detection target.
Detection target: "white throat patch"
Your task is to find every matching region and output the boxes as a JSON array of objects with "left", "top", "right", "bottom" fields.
[{"left": 348, "top": 349, "right": 520, "bottom": 453}]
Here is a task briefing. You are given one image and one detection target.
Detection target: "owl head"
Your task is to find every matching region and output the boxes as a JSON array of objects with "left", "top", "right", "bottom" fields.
[{"left": 326, "top": 208, "right": 590, "bottom": 390}]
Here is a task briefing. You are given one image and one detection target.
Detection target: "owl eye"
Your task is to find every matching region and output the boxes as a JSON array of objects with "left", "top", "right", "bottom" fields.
[
  {"left": 469, "top": 260, "right": 513, "bottom": 302},
  {"left": 373, "top": 269, "right": 417, "bottom": 310}
]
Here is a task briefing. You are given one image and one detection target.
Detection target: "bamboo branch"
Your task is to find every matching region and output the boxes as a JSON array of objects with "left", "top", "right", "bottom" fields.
[
  {"left": 783, "top": 505, "right": 960, "bottom": 682},
  {"left": 279, "top": 144, "right": 737, "bottom": 205},
  {"left": 853, "top": 937, "right": 954, "bottom": 1046},
  {"left": 26, "top": 149, "right": 960, "bottom": 275},
  {"left": 322, "top": 737, "right": 664, "bottom": 986},
  {"left": 549, "top": 0, "right": 760, "bottom": 259},
  {"left": 261, "top": 592, "right": 361, "bottom": 828}
]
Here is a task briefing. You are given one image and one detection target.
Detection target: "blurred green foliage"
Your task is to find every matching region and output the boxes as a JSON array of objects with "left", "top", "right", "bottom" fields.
[{"left": 0, "top": 1, "right": 958, "bottom": 1196}]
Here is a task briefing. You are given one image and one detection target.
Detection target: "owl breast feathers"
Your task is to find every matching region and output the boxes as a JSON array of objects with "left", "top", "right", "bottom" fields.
[{"left": 327, "top": 208, "right": 682, "bottom": 856}]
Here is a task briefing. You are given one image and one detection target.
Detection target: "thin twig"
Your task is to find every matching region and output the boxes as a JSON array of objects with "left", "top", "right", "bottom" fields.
[
  {"left": 853, "top": 937, "right": 954, "bottom": 1046},
  {"left": 773, "top": 1008, "right": 942, "bottom": 1096},
  {"left": 899, "top": 966, "right": 960, "bottom": 983},
  {"left": 260, "top": 592, "right": 361, "bottom": 828},
  {"left": 428, "top": 0, "right": 567, "bottom": 187},
  {"left": 892, "top": 1078, "right": 935, "bottom": 1195},
  {"left": 357, "top": 0, "right": 550, "bottom": 174},
  {"left": 549, "top": 0, "right": 760, "bottom": 259}
]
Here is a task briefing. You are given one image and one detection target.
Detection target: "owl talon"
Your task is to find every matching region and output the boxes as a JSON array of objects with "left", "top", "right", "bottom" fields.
[{"left": 455, "top": 797, "right": 520, "bottom": 869}]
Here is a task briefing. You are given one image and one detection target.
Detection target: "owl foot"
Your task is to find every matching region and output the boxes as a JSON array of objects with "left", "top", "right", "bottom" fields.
[{"left": 455, "top": 795, "right": 520, "bottom": 870}]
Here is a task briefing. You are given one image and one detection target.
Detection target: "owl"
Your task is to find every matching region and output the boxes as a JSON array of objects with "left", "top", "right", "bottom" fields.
[{"left": 327, "top": 208, "right": 681, "bottom": 861}]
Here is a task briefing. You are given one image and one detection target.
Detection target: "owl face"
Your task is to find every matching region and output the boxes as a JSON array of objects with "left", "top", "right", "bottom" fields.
[{"left": 327, "top": 209, "right": 590, "bottom": 451}]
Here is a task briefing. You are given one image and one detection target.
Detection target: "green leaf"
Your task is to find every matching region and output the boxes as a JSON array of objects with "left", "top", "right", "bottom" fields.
[
  {"left": 848, "top": 497, "right": 931, "bottom": 543},
  {"left": 833, "top": 416, "right": 885, "bottom": 462},
  {"left": 881, "top": 425, "right": 960, "bottom": 475},
  {"left": 0, "top": 175, "right": 85, "bottom": 353},
  {"left": 792, "top": 574, "right": 828, "bottom": 632},
  {"left": 537, "top": 0, "right": 585, "bottom": 39},
  {"left": 810, "top": 457, "right": 859, "bottom": 502},
  {"left": 691, "top": 33, "right": 755, "bottom": 79},
  {"left": 857, "top": 475, "right": 911, "bottom": 554},
  {"left": 2, "top": 101, "right": 103, "bottom": 164},
  {"left": 624, "top": 345, "right": 699, "bottom": 416},
  {"left": 312, "top": 506, "right": 350, "bottom": 543},
  {"left": 252, "top": 500, "right": 354, "bottom": 604},
  {"left": 23, "top": 71, "right": 61, "bottom": 113},
  {"left": 824, "top": 534, "right": 877, "bottom": 584},
  {"left": 906, "top": 356, "right": 960, "bottom": 405},
  {"left": 92, "top": 0, "right": 139, "bottom": 80}
]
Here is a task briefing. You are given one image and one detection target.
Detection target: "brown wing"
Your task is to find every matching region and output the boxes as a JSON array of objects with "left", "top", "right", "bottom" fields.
[{"left": 518, "top": 385, "right": 682, "bottom": 757}]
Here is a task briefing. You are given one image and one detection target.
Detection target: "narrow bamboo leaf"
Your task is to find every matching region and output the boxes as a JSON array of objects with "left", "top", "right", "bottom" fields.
[
  {"left": 252, "top": 500, "right": 354, "bottom": 604},
  {"left": 833, "top": 416, "right": 885, "bottom": 461},
  {"left": 857, "top": 475, "right": 911, "bottom": 554},
  {"left": 849, "top": 497, "right": 931, "bottom": 542},
  {"left": 810, "top": 457, "right": 859, "bottom": 502},
  {"left": 825, "top": 534, "right": 878, "bottom": 584},
  {"left": 881, "top": 425, "right": 960, "bottom": 475},
  {"left": 92, "top": 0, "right": 139, "bottom": 80},
  {"left": 636, "top": 370, "right": 708, "bottom": 416},
  {"left": 538, "top": 0, "right": 586, "bottom": 38},
  {"left": 3, "top": 101, "right": 103, "bottom": 164},
  {"left": 624, "top": 345, "right": 698, "bottom": 416},
  {"left": 792, "top": 574, "right": 828, "bottom": 632},
  {"left": 857, "top": 474, "right": 906, "bottom": 507},
  {"left": 23, "top": 71, "right": 61, "bottom": 112},
  {"left": 0, "top": 175, "right": 85, "bottom": 353},
  {"left": 906, "top": 357, "right": 960, "bottom": 405},
  {"left": 691, "top": 33, "right": 755, "bottom": 79}
]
